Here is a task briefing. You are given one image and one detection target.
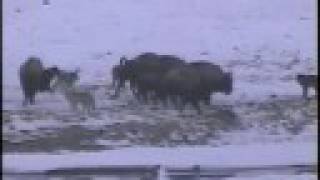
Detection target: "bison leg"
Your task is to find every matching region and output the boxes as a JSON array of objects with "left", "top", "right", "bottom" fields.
[
  {"left": 22, "top": 88, "right": 34, "bottom": 106},
  {"left": 178, "top": 96, "right": 187, "bottom": 113},
  {"left": 91, "top": 100, "right": 96, "bottom": 110},
  {"left": 191, "top": 98, "right": 202, "bottom": 115},
  {"left": 112, "top": 79, "right": 125, "bottom": 97},
  {"left": 204, "top": 95, "right": 211, "bottom": 106},
  {"left": 302, "top": 86, "right": 308, "bottom": 99},
  {"left": 69, "top": 101, "right": 78, "bottom": 112},
  {"left": 170, "top": 95, "right": 179, "bottom": 108},
  {"left": 22, "top": 89, "right": 29, "bottom": 106},
  {"left": 153, "top": 88, "right": 167, "bottom": 107},
  {"left": 167, "top": 93, "right": 181, "bottom": 109},
  {"left": 150, "top": 91, "right": 159, "bottom": 105},
  {"left": 129, "top": 81, "right": 137, "bottom": 95},
  {"left": 22, "top": 95, "right": 29, "bottom": 106},
  {"left": 21, "top": 82, "right": 30, "bottom": 106},
  {"left": 141, "top": 92, "right": 149, "bottom": 104},
  {"left": 160, "top": 95, "right": 169, "bottom": 107},
  {"left": 136, "top": 91, "right": 145, "bottom": 103},
  {"left": 112, "top": 77, "right": 118, "bottom": 88},
  {"left": 113, "top": 84, "right": 121, "bottom": 98},
  {"left": 136, "top": 86, "right": 148, "bottom": 104},
  {"left": 29, "top": 90, "right": 36, "bottom": 105}
]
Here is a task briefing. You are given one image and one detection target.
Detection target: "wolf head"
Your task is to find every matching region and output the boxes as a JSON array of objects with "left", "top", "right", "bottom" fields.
[{"left": 50, "top": 69, "right": 80, "bottom": 91}]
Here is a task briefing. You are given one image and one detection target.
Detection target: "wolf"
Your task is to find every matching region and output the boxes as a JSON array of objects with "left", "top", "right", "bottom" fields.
[
  {"left": 52, "top": 74, "right": 95, "bottom": 113},
  {"left": 62, "top": 87, "right": 96, "bottom": 113},
  {"left": 296, "top": 74, "right": 318, "bottom": 99}
]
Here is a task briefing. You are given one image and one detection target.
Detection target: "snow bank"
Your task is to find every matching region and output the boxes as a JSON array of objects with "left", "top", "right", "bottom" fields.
[
  {"left": 3, "top": 141, "right": 316, "bottom": 172},
  {"left": 226, "top": 174, "right": 317, "bottom": 180}
]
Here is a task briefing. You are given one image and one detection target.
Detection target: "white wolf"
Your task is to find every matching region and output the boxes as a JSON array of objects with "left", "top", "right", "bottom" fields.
[{"left": 51, "top": 72, "right": 96, "bottom": 113}]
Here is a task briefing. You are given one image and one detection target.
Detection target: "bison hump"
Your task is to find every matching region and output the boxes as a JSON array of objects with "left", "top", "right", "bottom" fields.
[{"left": 19, "top": 57, "right": 44, "bottom": 84}]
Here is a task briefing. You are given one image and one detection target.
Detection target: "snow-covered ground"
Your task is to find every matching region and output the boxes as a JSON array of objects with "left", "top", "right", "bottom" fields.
[
  {"left": 3, "top": 141, "right": 317, "bottom": 179},
  {"left": 4, "top": 141, "right": 316, "bottom": 172},
  {"left": 3, "top": 0, "right": 317, "bottom": 179}
]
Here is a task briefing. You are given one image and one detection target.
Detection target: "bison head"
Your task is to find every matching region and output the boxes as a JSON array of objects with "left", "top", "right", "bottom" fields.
[
  {"left": 39, "top": 66, "right": 61, "bottom": 92},
  {"left": 120, "top": 56, "right": 128, "bottom": 66}
]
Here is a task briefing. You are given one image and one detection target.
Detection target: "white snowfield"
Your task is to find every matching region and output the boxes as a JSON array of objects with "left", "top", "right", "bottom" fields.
[
  {"left": 2, "top": 0, "right": 317, "bottom": 109},
  {"left": 3, "top": 141, "right": 316, "bottom": 172},
  {"left": 3, "top": 0, "right": 316, "bottom": 87}
]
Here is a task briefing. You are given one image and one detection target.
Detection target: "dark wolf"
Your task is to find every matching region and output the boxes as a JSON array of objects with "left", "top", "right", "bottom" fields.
[{"left": 296, "top": 74, "right": 318, "bottom": 99}]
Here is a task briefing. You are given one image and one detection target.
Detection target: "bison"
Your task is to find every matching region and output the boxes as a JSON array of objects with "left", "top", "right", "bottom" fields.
[
  {"left": 160, "top": 62, "right": 233, "bottom": 114},
  {"left": 112, "top": 53, "right": 185, "bottom": 102},
  {"left": 131, "top": 54, "right": 185, "bottom": 104},
  {"left": 190, "top": 61, "right": 232, "bottom": 105},
  {"left": 161, "top": 64, "right": 203, "bottom": 113},
  {"left": 19, "top": 56, "right": 60, "bottom": 106},
  {"left": 111, "top": 53, "right": 233, "bottom": 114}
]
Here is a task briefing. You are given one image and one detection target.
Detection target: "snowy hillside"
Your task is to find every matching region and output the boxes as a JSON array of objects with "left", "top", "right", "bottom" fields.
[{"left": 3, "top": 0, "right": 316, "bottom": 86}]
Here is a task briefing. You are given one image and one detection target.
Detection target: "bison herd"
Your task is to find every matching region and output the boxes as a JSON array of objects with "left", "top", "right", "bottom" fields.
[
  {"left": 19, "top": 53, "right": 233, "bottom": 114},
  {"left": 19, "top": 53, "right": 316, "bottom": 114},
  {"left": 112, "top": 52, "right": 233, "bottom": 114}
]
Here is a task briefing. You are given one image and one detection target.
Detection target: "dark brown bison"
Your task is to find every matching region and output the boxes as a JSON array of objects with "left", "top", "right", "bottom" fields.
[
  {"left": 112, "top": 53, "right": 185, "bottom": 101},
  {"left": 19, "top": 56, "right": 60, "bottom": 106},
  {"left": 131, "top": 54, "right": 184, "bottom": 104},
  {"left": 161, "top": 64, "right": 203, "bottom": 113},
  {"left": 160, "top": 62, "right": 233, "bottom": 114},
  {"left": 111, "top": 53, "right": 233, "bottom": 114},
  {"left": 190, "top": 61, "right": 233, "bottom": 105}
]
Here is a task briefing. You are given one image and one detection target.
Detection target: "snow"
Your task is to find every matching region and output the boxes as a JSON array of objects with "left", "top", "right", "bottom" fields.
[
  {"left": 3, "top": 0, "right": 316, "bottom": 87},
  {"left": 3, "top": 141, "right": 316, "bottom": 172},
  {"left": 226, "top": 174, "right": 317, "bottom": 180},
  {"left": 213, "top": 125, "right": 317, "bottom": 146}
]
